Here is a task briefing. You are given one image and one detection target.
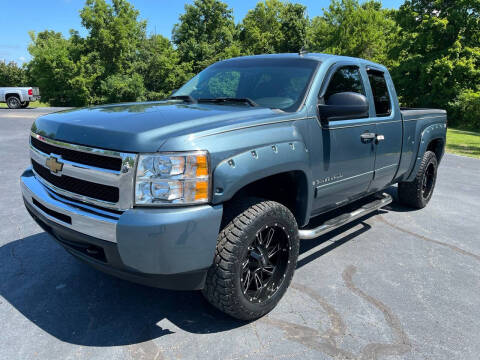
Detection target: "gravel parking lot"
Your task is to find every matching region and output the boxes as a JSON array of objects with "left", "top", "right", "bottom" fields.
[{"left": 1, "top": 107, "right": 479, "bottom": 360}]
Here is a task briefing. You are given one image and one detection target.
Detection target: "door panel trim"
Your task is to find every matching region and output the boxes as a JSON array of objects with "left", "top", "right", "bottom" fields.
[{"left": 315, "top": 170, "right": 374, "bottom": 190}]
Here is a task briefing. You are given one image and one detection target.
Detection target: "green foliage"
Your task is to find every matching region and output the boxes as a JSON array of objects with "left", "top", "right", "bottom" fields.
[
  {"left": 80, "top": 0, "right": 146, "bottom": 76},
  {"left": 390, "top": 0, "right": 480, "bottom": 128},
  {"left": 172, "top": 0, "right": 240, "bottom": 73},
  {"left": 449, "top": 90, "right": 480, "bottom": 130},
  {"left": 100, "top": 73, "right": 145, "bottom": 103},
  {"left": 307, "top": 0, "right": 399, "bottom": 66},
  {"left": 240, "top": 0, "right": 308, "bottom": 54},
  {"left": 27, "top": 31, "right": 88, "bottom": 106},
  {"left": 138, "top": 35, "right": 193, "bottom": 100},
  {"left": 27, "top": 0, "right": 191, "bottom": 106},
  {"left": 0, "top": 61, "right": 28, "bottom": 86}
]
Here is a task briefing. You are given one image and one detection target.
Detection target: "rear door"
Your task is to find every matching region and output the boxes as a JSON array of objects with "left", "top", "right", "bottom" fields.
[
  {"left": 364, "top": 68, "right": 402, "bottom": 191},
  {"left": 310, "top": 63, "right": 376, "bottom": 215}
]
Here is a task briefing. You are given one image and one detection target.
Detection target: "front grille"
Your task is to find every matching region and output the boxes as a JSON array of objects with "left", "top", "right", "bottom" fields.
[
  {"left": 32, "top": 159, "right": 119, "bottom": 203},
  {"left": 31, "top": 136, "right": 122, "bottom": 171}
]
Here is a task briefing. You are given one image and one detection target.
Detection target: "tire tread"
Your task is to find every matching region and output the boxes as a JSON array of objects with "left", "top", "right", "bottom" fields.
[{"left": 202, "top": 198, "right": 298, "bottom": 320}]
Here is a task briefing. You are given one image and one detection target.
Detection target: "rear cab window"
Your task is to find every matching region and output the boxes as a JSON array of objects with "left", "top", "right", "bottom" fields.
[{"left": 366, "top": 69, "right": 392, "bottom": 117}]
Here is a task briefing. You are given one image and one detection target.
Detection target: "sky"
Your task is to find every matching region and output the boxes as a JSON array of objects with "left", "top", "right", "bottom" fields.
[{"left": 0, "top": 0, "right": 404, "bottom": 65}]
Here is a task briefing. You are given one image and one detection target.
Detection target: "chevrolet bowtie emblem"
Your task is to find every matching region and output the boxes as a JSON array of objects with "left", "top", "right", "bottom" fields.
[{"left": 45, "top": 156, "right": 64, "bottom": 174}]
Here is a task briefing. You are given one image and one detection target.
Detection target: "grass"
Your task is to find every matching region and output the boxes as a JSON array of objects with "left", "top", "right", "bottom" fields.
[
  {"left": 446, "top": 128, "right": 480, "bottom": 158},
  {"left": 0, "top": 101, "right": 50, "bottom": 108}
]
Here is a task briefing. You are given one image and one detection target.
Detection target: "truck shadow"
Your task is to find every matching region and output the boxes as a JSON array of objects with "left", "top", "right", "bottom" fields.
[{"left": 0, "top": 233, "right": 240, "bottom": 347}]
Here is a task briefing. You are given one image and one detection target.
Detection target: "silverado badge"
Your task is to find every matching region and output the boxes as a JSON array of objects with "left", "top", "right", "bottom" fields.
[{"left": 46, "top": 156, "right": 64, "bottom": 174}]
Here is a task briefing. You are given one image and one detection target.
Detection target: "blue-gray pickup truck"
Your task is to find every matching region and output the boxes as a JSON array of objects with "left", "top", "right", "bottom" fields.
[{"left": 21, "top": 53, "right": 447, "bottom": 320}]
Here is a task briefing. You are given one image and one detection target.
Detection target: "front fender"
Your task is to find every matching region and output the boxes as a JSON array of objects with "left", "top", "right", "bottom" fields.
[
  {"left": 212, "top": 140, "right": 312, "bottom": 224},
  {"left": 406, "top": 122, "right": 447, "bottom": 182}
]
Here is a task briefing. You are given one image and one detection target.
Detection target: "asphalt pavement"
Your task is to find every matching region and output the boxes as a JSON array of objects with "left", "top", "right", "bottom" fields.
[{"left": 1, "top": 107, "right": 479, "bottom": 360}]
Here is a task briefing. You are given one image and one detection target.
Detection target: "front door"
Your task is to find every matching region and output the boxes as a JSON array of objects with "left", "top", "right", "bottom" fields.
[{"left": 310, "top": 64, "right": 376, "bottom": 215}]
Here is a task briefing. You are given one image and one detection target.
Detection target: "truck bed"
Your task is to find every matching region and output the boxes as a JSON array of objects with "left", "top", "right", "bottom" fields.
[{"left": 400, "top": 107, "right": 447, "bottom": 122}]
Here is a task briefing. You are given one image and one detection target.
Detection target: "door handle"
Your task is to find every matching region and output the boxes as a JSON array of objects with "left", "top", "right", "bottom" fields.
[
  {"left": 375, "top": 134, "right": 385, "bottom": 143},
  {"left": 360, "top": 132, "right": 376, "bottom": 142}
]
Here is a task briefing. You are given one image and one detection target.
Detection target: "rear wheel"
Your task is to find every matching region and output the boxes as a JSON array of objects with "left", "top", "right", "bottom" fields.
[
  {"left": 6, "top": 96, "right": 21, "bottom": 109},
  {"left": 20, "top": 101, "right": 30, "bottom": 108},
  {"left": 202, "top": 199, "right": 299, "bottom": 320},
  {"left": 398, "top": 150, "right": 438, "bottom": 209}
]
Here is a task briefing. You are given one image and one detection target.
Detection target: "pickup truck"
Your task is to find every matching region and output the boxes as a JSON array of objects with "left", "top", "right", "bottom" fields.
[
  {"left": 20, "top": 53, "right": 447, "bottom": 320},
  {"left": 0, "top": 87, "right": 40, "bottom": 108}
]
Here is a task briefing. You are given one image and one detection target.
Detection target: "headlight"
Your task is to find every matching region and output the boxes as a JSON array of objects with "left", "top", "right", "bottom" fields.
[{"left": 135, "top": 151, "right": 210, "bottom": 205}]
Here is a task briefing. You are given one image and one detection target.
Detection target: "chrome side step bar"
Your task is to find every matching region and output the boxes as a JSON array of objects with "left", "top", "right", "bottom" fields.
[{"left": 298, "top": 193, "right": 392, "bottom": 240}]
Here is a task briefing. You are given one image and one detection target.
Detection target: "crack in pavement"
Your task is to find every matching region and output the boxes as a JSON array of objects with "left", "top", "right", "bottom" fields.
[
  {"left": 126, "top": 340, "right": 164, "bottom": 360},
  {"left": 343, "top": 265, "right": 411, "bottom": 360},
  {"left": 378, "top": 215, "right": 480, "bottom": 262},
  {"left": 263, "top": 266, "right": 410, "bottom": 359}
]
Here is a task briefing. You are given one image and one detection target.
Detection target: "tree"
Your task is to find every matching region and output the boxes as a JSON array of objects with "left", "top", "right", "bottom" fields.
[
  {"left": 391, "top": 0, "right": 480, "bottom": 129},
  {"left": 138, "top": 34, "right": 192, "bottom": 100},
  {"left": 172, "top": 0, "right": 240, "bottom": 73},
  {"left": 27, "top": 31, "right": 88, "bottom": 106},
  {"left": 307, "top": 0, "right": 398, "bottom": 66},
  {"left": 0, "top": 61, "right": 28, "bottom": 87},
  {"left": 79, "top": 0, "right": 148, "bottom": 103},
  {"left": 239, "top": 0, "right": 308, "bottom": 54},
  {"left": 80, "top": 0, "right": 146, "bottom": 76}
]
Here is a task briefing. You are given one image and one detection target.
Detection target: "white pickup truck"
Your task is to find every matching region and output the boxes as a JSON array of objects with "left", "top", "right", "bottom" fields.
[{"left": 0, "top": 87, "right": 41, "bottom": 109}]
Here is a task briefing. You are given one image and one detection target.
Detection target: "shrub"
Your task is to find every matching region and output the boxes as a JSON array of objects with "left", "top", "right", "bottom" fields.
[{"left": 449, "top": 90, "right": 480, "bottom": 131}]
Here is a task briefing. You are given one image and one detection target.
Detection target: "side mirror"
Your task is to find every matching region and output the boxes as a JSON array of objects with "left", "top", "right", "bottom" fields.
[{"left": 318, "top": 92, "right": 369, "bottom": 127}]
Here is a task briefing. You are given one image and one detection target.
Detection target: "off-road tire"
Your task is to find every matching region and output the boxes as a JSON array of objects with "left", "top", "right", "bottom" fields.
[
  {"left": 202, "top": 199, "right": 299, "bottom": 321},
  {"left": 20, "top": 101, "right": 30, "bottom": 108},
  {"left": 6, "top": 95, "right": 21, "bottom": 109},
  {"left": 398, "top": 150, "right": 438, "bottom": 209}
]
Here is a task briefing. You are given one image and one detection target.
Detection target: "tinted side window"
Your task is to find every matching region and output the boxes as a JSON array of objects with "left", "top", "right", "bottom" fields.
[
  {"left": 367, "top": 70, "right": 392, "bottom": 117},
  {"left": 324, "top": 66, "right": 365, "bottom": 102}
]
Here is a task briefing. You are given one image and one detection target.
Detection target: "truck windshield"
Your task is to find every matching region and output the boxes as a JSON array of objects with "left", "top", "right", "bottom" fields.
[{"left": 173, "top": 57, "right": 319, "bottom": 112}]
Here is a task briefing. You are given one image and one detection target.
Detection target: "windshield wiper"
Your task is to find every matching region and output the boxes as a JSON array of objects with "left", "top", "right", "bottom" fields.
[
  {"left": 168, "top": 95, "right": 197, "bottom": 103},
  {"left": 197, "top": 97, "right": 259, "bottom": 107}
]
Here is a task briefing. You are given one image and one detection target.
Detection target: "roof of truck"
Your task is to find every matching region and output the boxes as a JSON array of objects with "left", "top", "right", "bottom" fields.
[{"left": 224, "top": 53, "right": 387, "bottom": 71}]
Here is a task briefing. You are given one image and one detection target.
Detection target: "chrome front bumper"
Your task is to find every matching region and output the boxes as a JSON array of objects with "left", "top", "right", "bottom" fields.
[
  {"left": 21, "top": 168, "right": 119, "bottom": 243},
  {"left": 21, "top": 166, "right": 224, "bottom": 278}
]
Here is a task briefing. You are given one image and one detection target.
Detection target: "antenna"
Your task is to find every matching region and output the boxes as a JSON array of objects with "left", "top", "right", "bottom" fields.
[{"left": 299, "top": 47, "right": 308, "bottom": 56}]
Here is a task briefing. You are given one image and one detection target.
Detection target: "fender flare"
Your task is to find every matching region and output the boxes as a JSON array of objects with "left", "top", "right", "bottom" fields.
[
  {"left": 406, "top": 122, "right": 446, "bottom": 182},
  {"left": 212, "top": 140, "right": 312, "bottom": 226},
  {"left": 5, "top": 91, "right": 23, "bottom": 102}
]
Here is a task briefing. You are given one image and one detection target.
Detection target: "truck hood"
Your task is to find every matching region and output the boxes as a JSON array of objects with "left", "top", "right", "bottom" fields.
[{"left": 32, "top": 101, "right": 286, "bottom": 153}]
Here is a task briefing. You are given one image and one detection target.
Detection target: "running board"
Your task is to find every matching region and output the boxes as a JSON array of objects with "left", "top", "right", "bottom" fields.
[{"left": 298, "top": 193, "right": 392, "bottom": 240}]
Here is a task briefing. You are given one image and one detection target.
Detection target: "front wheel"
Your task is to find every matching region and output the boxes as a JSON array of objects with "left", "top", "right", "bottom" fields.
[
  {"left": 202, "top": 199, "right": 299, "bottom": 320},
  {"left": 398, "top": 150, "right": 438, "bottom": 209}
]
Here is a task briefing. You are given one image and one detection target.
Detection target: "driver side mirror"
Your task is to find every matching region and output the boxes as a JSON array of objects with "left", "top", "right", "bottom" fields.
[{"left": 318, "top": 92, "right": 369, "bottom": 127}]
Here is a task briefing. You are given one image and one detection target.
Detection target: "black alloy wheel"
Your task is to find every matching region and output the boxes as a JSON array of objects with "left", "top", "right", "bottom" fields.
[
  {"left": 398, "top": 150, "right": 438, "bottom": 209},
  {"left": 202, "top": 199, "right": 299, "bottom": 320},
  {"left": 241, "top": 224, "right": 290, "bottom": 303},
  {"left": 422, "top": 162, "right": 436, "bottom": 199}
]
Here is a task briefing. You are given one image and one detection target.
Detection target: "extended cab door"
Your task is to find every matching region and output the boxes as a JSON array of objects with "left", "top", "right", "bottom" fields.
[
  {"left": 364, "top": 68, "right": 402, "bottom": 191},
  {"left": 310, "top": 63, "right": 376, "bottom": 215}
]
